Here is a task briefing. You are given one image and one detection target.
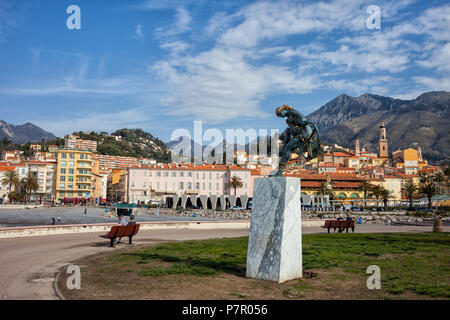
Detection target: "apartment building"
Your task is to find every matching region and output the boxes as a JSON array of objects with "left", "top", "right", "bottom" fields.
[
  {"left": 91, "top": 169, "right": 109, "bottom": 203},
  {"left": 0, "top": 162, "right": 28, "bottom": 201},
  {"left": 1, "top": 150, "right": 21, "bottom": 161},
  {"left": 55, "top": 149, "right": 94, "bottom": 202},
  {"left": 93, "top": 154, "right": 139, "bottom": 170},
  {"left": 26, "top": 160, "right": 57, "bottom": 202},
  {"left": 125, "top": 164, "right": 252, "bottom": 209},
  {"left": 65, "top": 136, "right": 97, "bottom": 152}
]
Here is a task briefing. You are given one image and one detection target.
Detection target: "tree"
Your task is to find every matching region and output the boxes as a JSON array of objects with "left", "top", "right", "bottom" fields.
[
  {"left": 227, "top": 176, "right": 243, "bottom": 195},
  {"left": 401, "top": 178, "right": 418, "bottom": 210},
  {"left": 317, "top": 182, "right": 334, "bottom": 199},
  {"left": 444, "top": 164, "right": 450, "bottom": 179},
  {"left": 22, "top": 172, "right": 39, "bottom": 203},
  {"left": 361, "top": 180, "right": 374, "bottom": 207},
  {"left": 369, "top": 185, "right": 384, "bottom": 207},
  {"left": 0, "top": 137, "right": 12, "bottom": 147},
  {"left": 434, "top": 171, "right": 445, "bottom": 195},
  {"left": 381, "top": 188, "right": 393, "bottom": 208},
  {"left": 1, "top": 169, "right": 20, "bottom": 202},
  {"left": 419, "top": 174, "right": 437, "bottom": 209}
]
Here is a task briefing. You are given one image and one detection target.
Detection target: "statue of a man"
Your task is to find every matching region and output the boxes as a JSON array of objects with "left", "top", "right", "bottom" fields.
[{"left": 272, "top": 104, "right": 321, "bottom": 176}]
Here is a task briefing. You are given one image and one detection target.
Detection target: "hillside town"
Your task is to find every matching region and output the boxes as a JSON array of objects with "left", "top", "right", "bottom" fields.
[{"left": 0, "top": 121, "right": 448, "bottom": 211}]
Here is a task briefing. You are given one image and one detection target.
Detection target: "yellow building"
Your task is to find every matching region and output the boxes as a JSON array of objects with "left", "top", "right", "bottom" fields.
[
  {"left": 107, "top": 169, "right": 126, "bottom": 202},
  {"left": 380, "top": 176, "right": 403, "bottom": 200},
  {"left": 392, "top": 148, "right": 428, "bottom": 175},
  {"left": 285, "top": 173, "right": 365, "bottom": 200},
  {"left": 56, "top": 149, "right": 94, "bottom": 202}
]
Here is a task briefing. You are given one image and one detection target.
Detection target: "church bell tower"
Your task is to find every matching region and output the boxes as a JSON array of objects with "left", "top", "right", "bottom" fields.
[{"left": 379, "top": 121, "right": 388, "bottom": 158}]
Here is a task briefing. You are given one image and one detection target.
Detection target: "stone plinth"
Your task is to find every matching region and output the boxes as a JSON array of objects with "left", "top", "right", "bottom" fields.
[{"left": 246, "top": 177, "right": 302, "bottom": 283}]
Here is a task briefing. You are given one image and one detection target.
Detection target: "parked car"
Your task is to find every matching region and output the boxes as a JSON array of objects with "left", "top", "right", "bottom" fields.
[
  {"left": 351, "top": 206, "right": 363, "bottom": 212},
  {"left": 230, "top": 206, "right": 244, "bottom": 211}
]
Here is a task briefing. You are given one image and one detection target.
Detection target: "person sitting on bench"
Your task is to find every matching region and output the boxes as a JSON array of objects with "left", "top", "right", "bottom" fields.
[
  {"left": 116, "top": 215, "right": 127, "bottom": 243},
  {"left": 128, "top": 215, "right": 136, "bottom": 226}
]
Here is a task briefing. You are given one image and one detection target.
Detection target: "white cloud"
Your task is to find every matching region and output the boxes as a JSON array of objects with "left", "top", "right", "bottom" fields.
[
  {"left": 150, "top": 47, "right": 320, "bottom": 122},
  {"left": 216, "top": 0, "right": 366, "bottom": 49},
  {"left": 135, "top": 0, "right": 197, "bottom": 11},
  {"left": 417, "top": 43, "right": 450, "bottom": 72},
  {"left": 133, "top": 24, "right": 144, "bottom": 39},
  {"left": 35, "top": 107, "right": 154, "bottom": 137},
  {"left": 413, "top": 76, "right": 450, "bottom": 91},
  {"left": 392, "top": 75, "right": 450, "bottom": 100},
  {"left": 327, "top": 76, "right": 396, "bottom": 96},
  {"left": 155, "top": 7, "right": 192, "bottom": 37},
  {"left": 0, "top": 76, "right": 149, "bottom": 96},
  {"left": 160, "top": 40, "right": 189, "bottom": 55},
  {"left": 152, "top": 0, "right": 425, "bottom": 122}
]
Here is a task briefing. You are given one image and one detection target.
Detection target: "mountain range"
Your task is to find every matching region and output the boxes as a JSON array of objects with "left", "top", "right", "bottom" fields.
[
  {"left": 1, "top": 91, "right": 448, "bottom": 163},
  {"left": 307, "top": 91, "right": 449, "bottom": 163},
  {"left": 0, "top": 120, "right": 56, "bottom": 144}
]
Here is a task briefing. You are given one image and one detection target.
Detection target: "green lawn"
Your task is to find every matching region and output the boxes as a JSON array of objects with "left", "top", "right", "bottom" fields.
[
  {"left": 106, "top": 232, "right": 449, "bottom": 299},
  {"left": 60, "top": 232, "right": 450, "bottom": 300}
]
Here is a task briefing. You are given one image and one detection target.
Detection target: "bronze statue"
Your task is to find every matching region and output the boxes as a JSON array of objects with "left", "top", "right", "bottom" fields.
[{"left": 272, "top": 104, "right": 321, "bottom": 176}]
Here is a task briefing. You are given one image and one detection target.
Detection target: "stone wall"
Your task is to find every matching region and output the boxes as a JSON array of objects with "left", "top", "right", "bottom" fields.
[
  {"left": 303, "top": 212, "right": 430, "bottom": 225},
  {"left": 105, "top": 207, "right": 442, "bottom": 225},
  {"left": 130, "top": 207, "right": 251, "bottom": 219}
]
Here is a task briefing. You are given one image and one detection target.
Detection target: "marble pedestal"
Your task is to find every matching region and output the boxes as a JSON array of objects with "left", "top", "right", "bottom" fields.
[{"left": 246, "top": 177, "right": 302, "bottom": 283}]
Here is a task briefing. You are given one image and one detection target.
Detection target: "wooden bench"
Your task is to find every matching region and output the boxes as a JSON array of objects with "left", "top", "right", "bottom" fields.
[
  {"left": 100, "top": 224, "right": 140, "bottom": 247},
  {"left": 321, "top": 220, "right": 355, "bottom": 233}
]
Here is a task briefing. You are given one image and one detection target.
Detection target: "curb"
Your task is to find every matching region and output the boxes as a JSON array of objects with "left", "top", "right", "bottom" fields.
[
  {"left": 0, "top": 220, "right": 253, "bottom": 239},
  {"left": 53, "top": 266, "right": 67, "bottom": 300}
]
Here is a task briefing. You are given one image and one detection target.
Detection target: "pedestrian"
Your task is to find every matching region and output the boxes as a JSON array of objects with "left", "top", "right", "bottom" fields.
[
  {"left": 50, "top": 217, "right": 55, "bottom": 225},
  {"left": 84, "top": 208, "right": 87, "bottom": 215},
  {"left": 118, "top": 215, "right": 127, "bottom": 226},
  {"left": 128, "top": 215, "right": 136, "bottom": 226},
  {"left": 57, "top": 216, "right": 61, "bottom": 224},
  {"left": 116, "top": 215, "right": 127, "bottom": 243}
]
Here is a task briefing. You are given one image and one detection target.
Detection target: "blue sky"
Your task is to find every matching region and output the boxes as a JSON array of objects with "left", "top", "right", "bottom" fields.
[{"left": 0, "top": 0, "right": 449, "bottom": 141}]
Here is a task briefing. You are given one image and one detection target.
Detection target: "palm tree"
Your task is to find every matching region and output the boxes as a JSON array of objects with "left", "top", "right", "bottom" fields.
[
  {"left": 444, "top": 164, "right": 450, "bottom": 180},
  {"left": 435, "top": 171, "right": 445, "bottom": 195},
  {"left": 401, "top": 178, "right": 418, "bottom": 210},
  {"left": 318, "top": 182, "right": 334, "bottom": 199},
  {"left": 227, "top": 176, "right": 243, "bottom": 195},
  {"left": 369, "top": 185, "right": 384, "bottom": 207},
  {"left": 361, "top": 180, "right": 374, "bottom": 207},
  {"left": 381, "top": 188, "right": 393, "bottom": 208},
  {"left": 419, "top": 174, "right": 436, "bottom": 209},
  {"left": 1, "top": 169, "right": 20, "bottom": 203},
  {"left": 22, "top": 172, "right": 39, "bottom": 203}
]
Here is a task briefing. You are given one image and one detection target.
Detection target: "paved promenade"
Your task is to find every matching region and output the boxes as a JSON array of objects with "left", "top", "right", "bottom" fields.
[
  {"left": 0, "top": 223, "right": 447, "bottom": 300},
  {"left": 0, "top": 206, "right": 221, "bottom": 228}
]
